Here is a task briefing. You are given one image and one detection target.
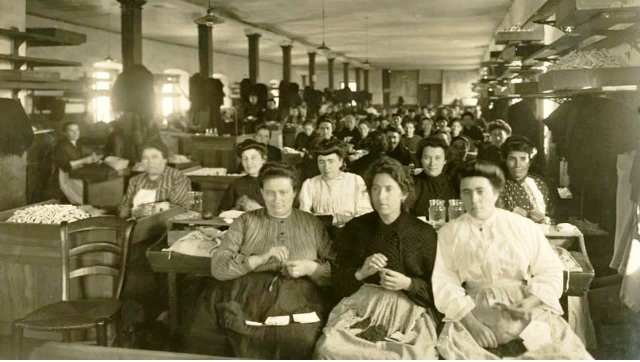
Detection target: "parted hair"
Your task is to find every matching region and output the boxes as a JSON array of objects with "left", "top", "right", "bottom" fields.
[
  {"left": 501, "top": 135, "right": 537, "bottom": 159},
  {"left": 489, "top": 119, "right": 512, "bottom": 136},
  {"left": 453, "top": 160, "right": 506, "bottom": 193},
  {"left": 363, "top": 156, "right": 414, "bottom": 195},
  {"left": 236, "top": 139, "right": 267, "bottom": 158},
  {"left": 258, "top": 162, "right": 300, "bottom": 191},
  {"left": 314, "top": 138, "right": 348, "bottom": 160},
  {"left": 416, "top": 136, "right": 450, "bottom": 161},
  {"left": 140, "top": 139, "right": 169, "bottom": 159}
]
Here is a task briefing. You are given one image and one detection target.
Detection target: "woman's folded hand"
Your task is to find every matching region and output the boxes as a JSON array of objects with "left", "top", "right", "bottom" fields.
[
  {"left": 379, "top": 268, "right": 412, "bottom": 291},
  {"left": 461, "top": 313, "right": 499, "bottom": 348},
  {"left": 283, "top": 259, "right": 318, "bottom": 278},
  {"left": 356, "top": 253, "right": 387, "bottom": 280}
]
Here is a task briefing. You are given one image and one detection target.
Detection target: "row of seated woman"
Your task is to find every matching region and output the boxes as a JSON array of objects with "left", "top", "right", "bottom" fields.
[
  {"left": 219, "top": 134, "right": 559, "bottom": 228},
  {"left": 183, "top": 157, "right": 592, "bottom": 360}
]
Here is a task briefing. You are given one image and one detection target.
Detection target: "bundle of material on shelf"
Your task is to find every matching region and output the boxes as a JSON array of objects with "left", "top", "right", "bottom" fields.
[{"left": 548, "top": 49, "right": 628, "bottom": 70}]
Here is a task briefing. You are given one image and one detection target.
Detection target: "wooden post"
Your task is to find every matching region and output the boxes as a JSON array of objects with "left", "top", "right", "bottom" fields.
[
  {"left": 364, "top": 69, "right": 370, "bottom": 92},
  {"left": 355, "top": 67, "right": 361, "bottom": 91},
  {"left": 382, "top": 68, "right": 391, "bottom": 108}
]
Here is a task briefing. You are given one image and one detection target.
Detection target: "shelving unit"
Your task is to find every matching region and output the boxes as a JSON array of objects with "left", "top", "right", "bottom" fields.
[{"left": 0, "top": 27, "right": 87, "bottom": 97}]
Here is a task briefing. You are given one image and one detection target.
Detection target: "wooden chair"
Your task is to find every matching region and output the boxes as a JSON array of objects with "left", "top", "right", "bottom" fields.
[{"left": 12, "top": 216, "right": 136, "bottom": 359}]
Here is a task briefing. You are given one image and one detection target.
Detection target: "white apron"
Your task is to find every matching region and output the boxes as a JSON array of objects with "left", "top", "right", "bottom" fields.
[
  {"left": 132, "top": 188, "right": 157, "bottom": 209},
  {"left": 58, "top": 170, "right": 83, "bottom": 205}
]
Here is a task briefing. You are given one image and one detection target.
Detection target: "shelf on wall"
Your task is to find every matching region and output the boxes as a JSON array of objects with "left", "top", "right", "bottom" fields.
[
  {"left": 523, "top": 11, "right": 640, "bottom": 64},
  {"left": 0, "top": 54, "right": 82, "bottom": 68},
  {"left": 0, "top": 80, "right": 84, "bottom": 91},
  {"left": 538, "top": 66, "right": 640, "bottom": 92},
  {"left": 0, "top": 27, "right": 86, "bottom": 47},
  {"left": 555, "top": 0, "right": 640, "bottom": 27},
  {"left": 495, "top": 27, "right": 545, "bottom": 45},
  {"left": 0, "top": 69, "right": 60, "bottom": 82}
]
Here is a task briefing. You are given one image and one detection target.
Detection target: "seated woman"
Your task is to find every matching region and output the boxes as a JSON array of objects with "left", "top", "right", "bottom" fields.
[
  {"left": 186, "top": 162, "right": 334, "bottom": 359},
  {"left": 349, "top": 130, "right": 389, "bottom": 176},
  {"left": 54, "top": 121, "right": 100, "bottom": 204},
  {"left": 218, "top": 139, "right": 266, "bottom": 213},
  {"left": 299, "top": 139, "right": 373, "bottom": 225},
  {"left": 406, "top": 137, "right": 457, "bottom": 217},
  {"left": 117, "top": 140, "right": 191, "bottom": 218},
  {"left": 432, "top": 161, "right": 592, "bottom": 359},
  {"left": 314, "top": 157, "right": 440, "bottom": 360},
  {"left": 500, "top": 136, "right": 556, "bottom": 224}
]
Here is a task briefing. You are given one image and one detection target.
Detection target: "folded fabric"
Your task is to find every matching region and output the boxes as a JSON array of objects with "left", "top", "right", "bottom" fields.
[{"left": 162, "top": 230, "right": 223, "bottom": 257}]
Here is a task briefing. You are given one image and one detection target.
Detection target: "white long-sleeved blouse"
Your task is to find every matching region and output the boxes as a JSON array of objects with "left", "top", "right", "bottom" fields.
[
  {"left": 432, "top": 208, "right": 565, "bottom": 322},
  {"left": 298, "top": 172, "right": 373, "bottom": 218}
]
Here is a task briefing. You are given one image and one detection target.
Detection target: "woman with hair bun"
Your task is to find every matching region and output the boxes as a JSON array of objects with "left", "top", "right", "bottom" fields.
[{"left": 433, "top": 160, "right": 591, "bottom": 359}]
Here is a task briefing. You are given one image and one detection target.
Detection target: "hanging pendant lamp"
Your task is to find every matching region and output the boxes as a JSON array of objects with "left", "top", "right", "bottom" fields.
[{"left": 317, "top": 0, "right": 332, "bottom": 56}]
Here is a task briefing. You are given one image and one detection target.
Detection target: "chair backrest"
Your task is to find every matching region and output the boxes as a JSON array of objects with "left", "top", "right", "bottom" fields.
[{"left": 60, "top": 216, "right": 136, "bottom": 301}]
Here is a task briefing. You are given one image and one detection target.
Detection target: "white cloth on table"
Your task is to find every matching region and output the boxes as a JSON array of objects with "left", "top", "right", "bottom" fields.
[
  {"left": 298, "top": 172, "right": 373, "bottom": 221},
  {"left": 132, "top": 188, "right": 157, "bottom": 208},
  {"left": 611, "top": 152, "right": 637, "bottom": 274},
  {"left": 58, "top": 169, "right": 83, "bottom": 205},
  {"left": 432, "top": 209, "right": 592, "bottom": 359}
]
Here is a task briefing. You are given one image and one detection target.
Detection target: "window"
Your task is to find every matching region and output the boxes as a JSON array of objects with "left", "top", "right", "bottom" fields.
[
  {"left": 340, "top": 81, "right": 357, "bottom": 92},
  {"left": 91, "top": 70, "right": 116, "bottom": 123},
  {"left": 91, "top": 60, "right": 122, "bottom": 123},
  {"left": 161, "top": 83, "right": 175, "bottom": 117}
]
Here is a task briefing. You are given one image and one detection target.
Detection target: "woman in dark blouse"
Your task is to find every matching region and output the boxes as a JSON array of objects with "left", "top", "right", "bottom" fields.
[
  {"left": 314, "top": 157, "right": 440, "bottom": 359},
  {"left": 406, "top": 137, "right": 457, "bottom": 217},
  {"left": 218, "top": 139, "right": 266, "bottom": 213}
]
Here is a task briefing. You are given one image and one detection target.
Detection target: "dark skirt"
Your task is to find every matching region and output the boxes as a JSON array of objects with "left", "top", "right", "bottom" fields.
[{"left": 185, "top": 272, "right": 326, "bottom": 359}]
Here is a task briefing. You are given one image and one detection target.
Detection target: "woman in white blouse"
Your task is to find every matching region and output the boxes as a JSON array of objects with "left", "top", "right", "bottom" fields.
[
  {"left": 298, "top": 138, "right": 373, "bottom": 225},
  {"left": 432, "top": 160, "right": 592, "bottom": 359}
]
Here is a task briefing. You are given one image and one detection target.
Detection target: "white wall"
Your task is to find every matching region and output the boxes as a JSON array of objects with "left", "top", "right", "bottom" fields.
[{"left": 442, "top": 69, "right": 480, "bottom": 105}]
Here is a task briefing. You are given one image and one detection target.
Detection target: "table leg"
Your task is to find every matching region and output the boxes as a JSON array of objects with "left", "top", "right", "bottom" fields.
[
  {"left": 82, "top": 180, "right": 89, "bottom": 205},
  {"left": 168, "top": 272, "right": 178, "bottom": 336}
]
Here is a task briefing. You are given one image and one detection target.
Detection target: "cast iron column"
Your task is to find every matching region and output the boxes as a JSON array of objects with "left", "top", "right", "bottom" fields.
[
  {"left": 343, "top": 62, "right": 349, "bottom": 89},
  {"left": 355, "top": 67, "right": 361, "bottom": 91},
  {"left": 364, "top": 68, "right": 370, "bottom": 92},
  {"left": 327, "top": 57, "right": 335, "bottom": 90},
  {"left": 246, "top": 31, "right": 261, "bottom": 84},
  {"left": 308, "top": 51, "right": 316, "bottom": 89},
  {"left": 197, "top": 24, "right": 213, "bottom": 77},
  {"left": 281, "top": 41, "right": 292, "bottom": 83},
  {"left": 118, "top": 0, "right": 146, "bottom": 70}
]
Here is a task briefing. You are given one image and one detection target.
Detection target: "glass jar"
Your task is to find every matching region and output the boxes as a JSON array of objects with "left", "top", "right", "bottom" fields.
[
  {"left": 187, "top": 191, "right": 203, "bottom": 215},
  {"left": 448, "top": 199, "right": 464, "bottom": 221},
  {"left": 428, "top": 199, "right": 446, "bottom": 225}
]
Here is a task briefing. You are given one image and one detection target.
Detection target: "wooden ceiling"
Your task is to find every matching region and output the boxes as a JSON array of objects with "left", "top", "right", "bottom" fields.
[{"left": 26, "top": 0, "right": 515, "bottom": 70}]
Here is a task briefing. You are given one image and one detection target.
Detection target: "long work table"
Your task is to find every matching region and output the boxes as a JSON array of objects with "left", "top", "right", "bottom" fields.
[{"left": 146, "top": 217, "right": 595, "bottom": 338}]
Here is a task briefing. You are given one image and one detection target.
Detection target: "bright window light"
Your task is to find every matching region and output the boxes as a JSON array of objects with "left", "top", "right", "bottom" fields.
[{"left": 94, "top": 96, "right": 112, "bottom": 123}]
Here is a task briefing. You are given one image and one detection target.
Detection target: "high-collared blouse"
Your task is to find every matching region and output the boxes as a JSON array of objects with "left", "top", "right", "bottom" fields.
[
  {"left": 218, "top": 175, "right": 264, "bottom": 213},
  {"left": 118, "top": 166, "right": 191, "bottom": 218},
  {"left": 298, "top": 172, "right": 373, "bottom": 218},
  {"left": 332, "top": 211, "right": 438, "bottom": 309},
  {"left": 432, "top": 209, "right": 564, "bottom": 322},
  {"left": 501, "top": 175, "right": 553, "bottom": 216},
  {"left": 406, "top": 171, "right": 457, "bottom": 216},
  {"left": 211, "top": 208, "right": 334, "bottom": 286}
]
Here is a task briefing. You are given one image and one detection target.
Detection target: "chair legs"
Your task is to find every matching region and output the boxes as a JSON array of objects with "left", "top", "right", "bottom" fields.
[
  {"left": 96, "top": 319, "right": 108, "bottom": 346},
  {"left": 11, "top": 322, "right": 23, "bottom": 360}
]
